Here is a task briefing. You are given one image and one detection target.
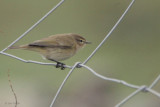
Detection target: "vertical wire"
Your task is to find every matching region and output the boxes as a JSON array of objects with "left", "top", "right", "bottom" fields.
[
  {"left": 49, "top": 62, "right": 80, "bottom": 107},
  {"left": 83, "top": 0, "right": 135, "bottom": 65}
]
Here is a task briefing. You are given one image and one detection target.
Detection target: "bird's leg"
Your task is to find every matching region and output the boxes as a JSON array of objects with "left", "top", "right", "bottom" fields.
[{"left": 48, "top": 59, "right": 65, "bottom": 70}]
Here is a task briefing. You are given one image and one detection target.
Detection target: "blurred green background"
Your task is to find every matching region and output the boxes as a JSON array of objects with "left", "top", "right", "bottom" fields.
[{"left": 0, "top": 0, "right": 160, "bottom": 107}]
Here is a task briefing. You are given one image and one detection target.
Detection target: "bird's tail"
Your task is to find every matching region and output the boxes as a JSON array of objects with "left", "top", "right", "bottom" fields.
[{"left": 9, "top": 45, "right": 29, "bottom": 49}]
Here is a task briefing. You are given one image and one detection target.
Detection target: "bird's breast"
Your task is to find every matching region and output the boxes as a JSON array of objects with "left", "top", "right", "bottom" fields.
[{"left": 44, "top": 47, "right": 76, "bottom": 61}]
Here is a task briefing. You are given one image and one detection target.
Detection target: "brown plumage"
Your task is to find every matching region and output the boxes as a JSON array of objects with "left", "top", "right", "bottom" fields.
[{"left": 9, "top": 33, "right": 90, "bottom": 69}]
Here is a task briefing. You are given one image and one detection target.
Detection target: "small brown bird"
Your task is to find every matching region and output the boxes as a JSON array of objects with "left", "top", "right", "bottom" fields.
[{"left": 9, "top": 33, "right": 90, "bottom": 69}]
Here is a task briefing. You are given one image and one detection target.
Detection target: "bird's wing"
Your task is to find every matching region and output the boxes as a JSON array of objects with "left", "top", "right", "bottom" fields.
[{"left": 28, "top": 38, "right": 73, "bottom": 49}]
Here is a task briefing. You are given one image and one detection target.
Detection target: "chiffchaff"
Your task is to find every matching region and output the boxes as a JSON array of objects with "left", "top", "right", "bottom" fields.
[{"left": 9, "top": 33, "right": 90, "bottom": 69}]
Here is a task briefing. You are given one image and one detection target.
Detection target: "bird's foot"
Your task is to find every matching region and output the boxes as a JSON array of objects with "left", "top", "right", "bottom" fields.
[{"left": 56, "top": 62, "right": 65, "bottom": 70}]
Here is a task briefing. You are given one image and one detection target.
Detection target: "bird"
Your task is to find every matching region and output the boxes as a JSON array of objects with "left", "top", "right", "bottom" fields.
[{"left": 9, "top": 33, "right": 91, "bottom": 69}]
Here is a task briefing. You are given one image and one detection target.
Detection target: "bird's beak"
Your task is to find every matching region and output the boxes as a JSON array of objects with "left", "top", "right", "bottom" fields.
[{"left": 85, "top": 41, "right": 91, "bottom": 44}]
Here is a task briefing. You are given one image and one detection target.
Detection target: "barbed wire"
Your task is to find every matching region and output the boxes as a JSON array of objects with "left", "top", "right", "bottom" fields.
[{"left": 1, "top": 0, "right": 160, "bottom": 107}]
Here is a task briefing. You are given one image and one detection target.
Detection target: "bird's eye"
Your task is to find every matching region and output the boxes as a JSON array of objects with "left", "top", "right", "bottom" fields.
[{"left": 79, "top": 40, "right": 83, "bottom": 42}]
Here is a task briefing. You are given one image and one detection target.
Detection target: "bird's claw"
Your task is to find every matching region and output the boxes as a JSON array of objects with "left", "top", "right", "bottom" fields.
[{"left": 56, "top": 62, "right": 65, "bottom": 70}]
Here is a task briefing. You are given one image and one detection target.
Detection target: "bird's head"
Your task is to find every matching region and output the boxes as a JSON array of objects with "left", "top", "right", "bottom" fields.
[{"left": 71, "top": 34, "right": 91, "bottom": 50}]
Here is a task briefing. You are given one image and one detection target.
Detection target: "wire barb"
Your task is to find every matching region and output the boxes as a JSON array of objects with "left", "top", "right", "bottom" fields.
[{"left": 116, "top": 85, "right": 147, "bottom": 107}]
